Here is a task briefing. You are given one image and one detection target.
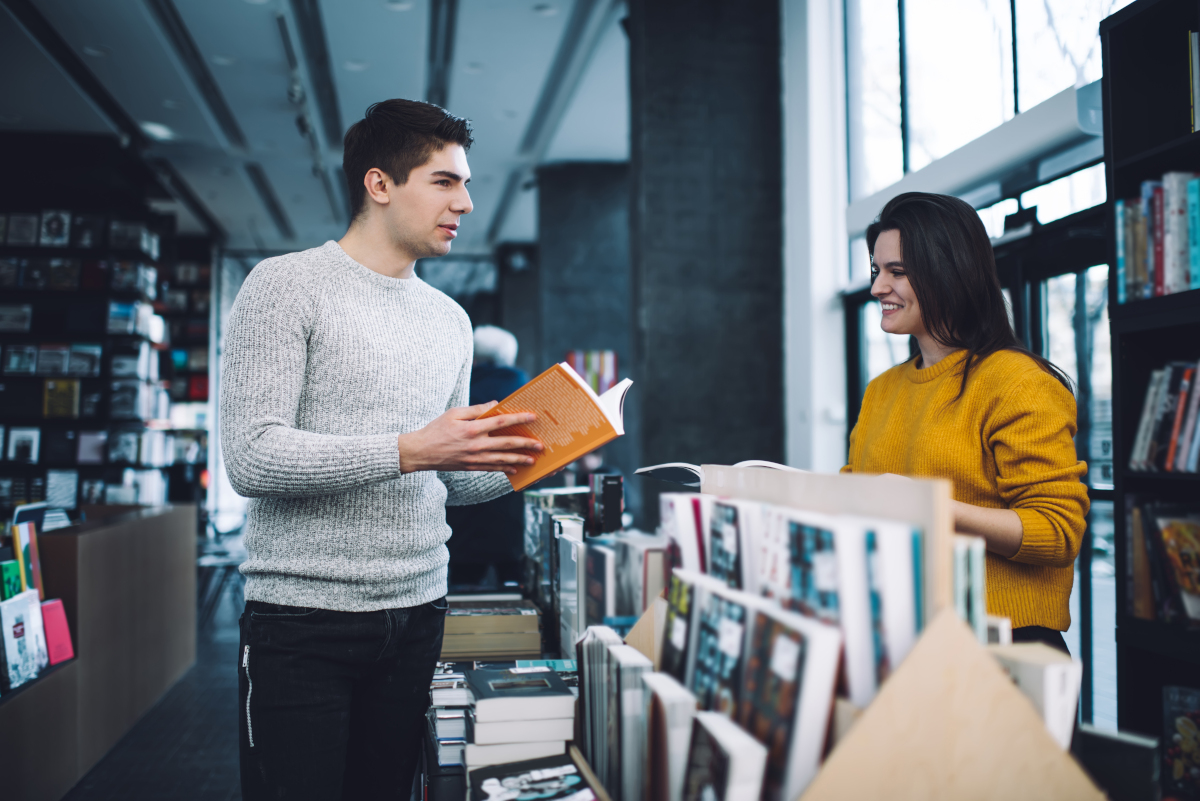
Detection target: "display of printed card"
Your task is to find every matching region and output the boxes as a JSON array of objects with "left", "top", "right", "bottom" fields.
[
  {"left": 39, "top": 210, "right": 70, "bottom": 246},
  {"left": 642, "top": 671, "right": 698, "bottom": 801},
  {"left": 46, "top": 470, "right": 78, "bottom": 510},
  {"left": 465, "top": 668, "right": 576, "bottom": 722},
  {"left": 708, "top": 499, "right": 763, "bottom": 592},
  {"left": 67, "top": 343, "right": 103, "bottom": 377},
  {"left": 771, "top": 508, "right": 876, "bottom": 706},
  {"left": 1, "top": 560, "right": 22, "bottom": 600},
  {"left": 690, "top": 581, "right": 749, "bottom": 716},
  {"left": 0, "top": 304, "right": 33, "bottom": 332},
  {"left": 661, "top": 571, "right": 699, "bottom": 687},
  {"left": 1162, "top": 685, "right": 1200, "bottom": 801},
  {"left": 3, "top": 344, "right": 37, "bottom": 375},
  {"left": 7, "top": 427, "right": 40, "bottom": 463},
  {"left": 1, "top": 591, "right": 41, "bottom": 688},
  {"left": 6, "top": 213, "right": 38, "bottom": 245},
  {"left": 736, "top": 602, "right": 842, "bottom": 801},
  {"left": 681, "top": 711, "right": 767, "bottom": 801},
  {"left": 41, "top": 598, "right": 74, "bottom": 665}
]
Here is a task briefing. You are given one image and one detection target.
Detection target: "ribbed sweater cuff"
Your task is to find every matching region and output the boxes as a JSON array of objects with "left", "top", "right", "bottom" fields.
[
  {"left": 1012, "top": 509, "right": 1060, "bottom": 564},
  {"left": 359, "top": 433, "right": 403, "bottom": 481}
]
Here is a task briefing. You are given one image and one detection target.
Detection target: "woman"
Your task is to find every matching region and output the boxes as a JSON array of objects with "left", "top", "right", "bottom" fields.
[{"left": 843, "top": 192, "right": 1088, "bottom": 653}]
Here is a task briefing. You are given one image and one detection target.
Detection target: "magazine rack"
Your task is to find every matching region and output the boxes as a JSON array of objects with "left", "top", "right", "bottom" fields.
[{"left": 621, "top": 467, "right": 1103, "bottom": 800}]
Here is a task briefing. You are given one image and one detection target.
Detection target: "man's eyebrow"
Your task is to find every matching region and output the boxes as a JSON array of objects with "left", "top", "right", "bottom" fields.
[{"left": 431, "top": 170, "right": 469, "bottom": 183}]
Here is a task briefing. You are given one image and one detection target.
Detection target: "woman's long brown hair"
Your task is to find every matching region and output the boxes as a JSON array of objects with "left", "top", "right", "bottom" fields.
[{"left": 866, "top": 191, "right": 1073, "bottom": 399}]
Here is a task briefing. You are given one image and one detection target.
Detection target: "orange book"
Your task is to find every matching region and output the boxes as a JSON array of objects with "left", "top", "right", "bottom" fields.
[{"left": 480, "top": 362, "right": 632, "bottom": 491}]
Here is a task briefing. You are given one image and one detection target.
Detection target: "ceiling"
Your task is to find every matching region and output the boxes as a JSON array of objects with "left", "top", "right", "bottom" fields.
[{"left": 0, "top": 0, "right": 630, "bottom": 254}]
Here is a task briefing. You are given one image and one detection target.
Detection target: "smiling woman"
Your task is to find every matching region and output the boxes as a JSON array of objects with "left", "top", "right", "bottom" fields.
[{"left": 844, "top": 192, "right": 1089, "bottom": 654}]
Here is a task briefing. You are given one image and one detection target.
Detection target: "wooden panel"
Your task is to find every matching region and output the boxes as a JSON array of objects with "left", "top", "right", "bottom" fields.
[
  {"left": 803, "top": 610, "right": 1104, "bottom": 801},
  {"left": 0, "top": 661, "right": 80, "bottom": 801},
  {"left": 699, "top": 466, "right": 954, "bottom": 623}
]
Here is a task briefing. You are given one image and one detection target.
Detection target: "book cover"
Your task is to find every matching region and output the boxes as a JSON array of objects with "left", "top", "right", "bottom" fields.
[
  {"left": 615, "top": 531, "right": 667, "bottom": 617},
  {"left": 584, "top": 542, "right": 616, "bottom": 627},
  {"left": 465, "top": 668, "right": 576, "bottom": 723},
  {"left": 709, "top": 501, "right": 746, "bottom": 591},
  {"left": 681, "top": 712, "right": 767, "bottom": 801},
  {"left": 12, "top": 521, "right": 43, "bottom": 600},
  {"left": 39, "top": 211, "right": 70, "bottom": 247},
  {"left": 47, "top": 258, "right": 80, "bottom": 290},
  {"left": 46, "top": 469, "right": 78, "bottom": 510},
  {"left": 67, "top": 343, "right": 103, "bottom": 377},
  {"left": 6, "top": 213, "right": 38, "bottom": 246},
  {"left": 36, "top": 344, "right": 69, "bottom": 376},
  {"left": 643, "top": 672, "right": 698, "bottom": 801},
  {"left": 7, "top": 427, "right": 40, "bottom": 463},
  {"left": 1115, "top": 199, "right": 1127, "bottom": 304},
  {"left": 1154, "top": 514, "right": 1200, "bottom": 621},
  {"left": 0, "top": 561, "right": 21, "bottom": 600},
  {"left": 1131, "top": 369, "right": 1166, "bottom": 470},
  {"left": 1154, "top": 184, "right": 1166, "bottom": 296},
  {"left": 1141, "top": 181, "right": 1160, "bottom": 299},
  {"left": 1163, "top": 173, "right": 1195, "bottom": 295},
  {"left": 0, "top": 257, "right": 17, "bottom": 288},
  {"left": 1131, "top": 202, "right": 1147, "bottom": 298},
  {"left": 20, "top": 259, "right": 48, "bottom": 289},
  {"left": 661, "top": 572, "right": 697, "bottom": 686},
  {"left": 691, "top": 588, "right": 747, "bottom": 716},
  {"left": 1191, "top": 179, "right": 1200, "bottom": 291},
  {"left": 3, "top": 344, "right": 38, "bottom": 375},
  {"left": 1149, "top": 365, "right": 1190, "bottom": 471},
  {"left": 1130, "top": 506, "right": 1156, "bottom": 620},
  {"left": 1162, "top": 685, "right": 1200, "bottom": 800},
  {"left": 1167, "top": 368, "right": 1197, "bottom": 471},
  {"left": 0, "top": 304, "right": 33, "bottom": 332},
  {"left": 1177, "top": 358, "right": 1200, "bottom": 471},
  {"left": 467, "top": 753, "right": 597, "bottom": 801},
  {"left": 42, "top": 428, "right": 77, "bottom": 463},
  {"left": 0, "top": 592, "right": 40, "bottom": 688},
  {"left": 43, "top": 379, "right": 81, "bottom": 418},
  {"left": 477, "top": 362, "right": 632, "bottom": 491},
  {"left": 988, "top": 643, "right": 1082, "bottom": 750},
  {"left": 70, "top": 214, "right": 105, "bottom": 248},
  {"left": 107, "top": 301, "right": 136, "bottom": 335}
]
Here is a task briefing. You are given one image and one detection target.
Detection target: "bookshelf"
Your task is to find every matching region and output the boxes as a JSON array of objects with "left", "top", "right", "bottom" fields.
[{"left": 1101, "top": 0, "right": 1200, "bottom": 737}]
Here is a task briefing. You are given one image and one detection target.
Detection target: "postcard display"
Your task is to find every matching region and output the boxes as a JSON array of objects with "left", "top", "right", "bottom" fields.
[{"left": 618, "top": 466, "right": 1105, "bottom": 800}]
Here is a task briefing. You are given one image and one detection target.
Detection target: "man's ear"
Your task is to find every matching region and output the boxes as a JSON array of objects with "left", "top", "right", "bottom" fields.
[{"left": 363, "top": 168, "right": 391, "bottom": 207}]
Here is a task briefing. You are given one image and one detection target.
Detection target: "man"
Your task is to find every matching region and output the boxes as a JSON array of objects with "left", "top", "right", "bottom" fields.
[{"left": 222, "top": 99, "right": 541, "bottom": 800}]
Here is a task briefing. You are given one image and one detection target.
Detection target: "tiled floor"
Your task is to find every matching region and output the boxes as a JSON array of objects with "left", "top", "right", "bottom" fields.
[{"left": 63, "top": 583, "right": 243, "bottom": 801}]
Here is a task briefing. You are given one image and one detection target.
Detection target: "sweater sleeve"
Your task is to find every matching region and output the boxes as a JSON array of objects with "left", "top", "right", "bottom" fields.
[
  {"left": 988, "top": 370, "right": 1090, "bottom": 568},
  {"left": 437, "top": 325, "right": 513, "bottom": 507},
  {"left": 219, "top": 263, "right": 403, "bottom": 498}
]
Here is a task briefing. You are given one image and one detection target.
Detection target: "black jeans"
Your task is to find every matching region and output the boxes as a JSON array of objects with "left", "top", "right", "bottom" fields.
[
  {"left": 1013, "top": 624, "right": 1070, "bottom": 655},
  {"left": 238, "top": 597, "right": 448, "bottom": 800}
]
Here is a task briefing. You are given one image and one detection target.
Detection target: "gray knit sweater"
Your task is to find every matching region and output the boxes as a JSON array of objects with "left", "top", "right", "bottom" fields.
[{"left": 221, "top": 241, "right": 511, "bottom": 611}]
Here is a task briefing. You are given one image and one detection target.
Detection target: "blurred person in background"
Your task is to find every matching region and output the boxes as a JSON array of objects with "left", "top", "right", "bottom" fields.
[{"left": 446, "top": 325, "right": 529, "bottom": 588}]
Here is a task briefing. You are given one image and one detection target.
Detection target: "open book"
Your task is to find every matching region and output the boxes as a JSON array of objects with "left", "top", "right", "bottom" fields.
[
  {"left": 635, "top": 460, "right": 806, "bottom": 487},
  {"left": 480, "top": 362, "right": 633, "bottom": 491}
]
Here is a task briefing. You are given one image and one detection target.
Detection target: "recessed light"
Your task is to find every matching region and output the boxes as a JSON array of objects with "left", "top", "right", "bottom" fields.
[
  {"left": 533, "top": 3, "right": 557, "bottom": 15},
  {"left": 82, "top": 45, "right": 111, "bottom": 58},
  {"left": 495, "top": 109, "right": 518, "bottom": 121},
  {"left": 162, "top": 99, "right": 179, "bottom": 109},
  {"left": 385, "top": 0, "right": 415, "bottom": 10},
  {"left": 464, "top": 62, "right": 484, "bottom": 73},
  {"left": 243, "top": 0, "right": 271, "bottom": 4},
  {"left": 139, "top": 121, "right": 176, "bottom": 141},
  {"left": 212, "top": 54, "right": 237, "bottom": 66},
  {"left": 343, "top": 60, "right": 369, "bottom": 72}
]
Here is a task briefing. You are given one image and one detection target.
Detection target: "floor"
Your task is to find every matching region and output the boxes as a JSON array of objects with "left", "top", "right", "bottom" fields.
[{"left": 62, "top": 580, "right": 244, "bottom": 801}]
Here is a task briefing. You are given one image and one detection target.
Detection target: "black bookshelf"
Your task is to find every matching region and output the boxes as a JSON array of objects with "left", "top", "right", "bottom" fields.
[{"left": 1101, "top": 0, "right": 1200, "bottom": 738}]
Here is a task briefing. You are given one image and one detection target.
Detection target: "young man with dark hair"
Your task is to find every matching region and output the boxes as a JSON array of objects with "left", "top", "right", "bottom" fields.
[{"left": 222, "top": 99, "right": 540, "bottom": 800}]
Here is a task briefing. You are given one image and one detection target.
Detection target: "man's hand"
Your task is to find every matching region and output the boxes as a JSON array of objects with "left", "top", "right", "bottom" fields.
[{"left": 397, "top": 402, "right": 543, "bottom": 475}]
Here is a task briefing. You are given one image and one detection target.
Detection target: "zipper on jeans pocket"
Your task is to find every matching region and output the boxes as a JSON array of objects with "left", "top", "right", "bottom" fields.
[{"left": 243, "top": 645, "right": 254, "bottom": 748}]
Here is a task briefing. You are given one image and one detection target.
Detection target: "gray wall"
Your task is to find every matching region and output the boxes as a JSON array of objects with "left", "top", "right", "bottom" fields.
[
  {"left": 627, "top": 0, "right": 786, "bottom": 524},
  {"left": 534, "top": 162, "right": 641, "bottom": 519}
]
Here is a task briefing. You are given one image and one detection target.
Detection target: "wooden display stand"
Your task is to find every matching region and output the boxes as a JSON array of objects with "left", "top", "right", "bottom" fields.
[
  {"left": 0, "top": 505, "right": 197, "bottom": 801},
  {"left": 622, "top": 467, "right": 1103, "bottom": 800}
]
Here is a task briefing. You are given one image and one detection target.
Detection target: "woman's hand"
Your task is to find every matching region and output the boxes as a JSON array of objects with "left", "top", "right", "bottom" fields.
[{"left": 953, "top": 500, "right": 1023, "bottom": 558}]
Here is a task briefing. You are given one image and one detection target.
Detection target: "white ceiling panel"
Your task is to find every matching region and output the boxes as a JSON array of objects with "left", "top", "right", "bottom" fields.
[
  {"left": 172, "top": 0, "right": 308, "bottom": 159},
  {"left": 321, "top": 0, "right": 428, "bottom": 137},
  {"left": 0, "top": 4, "right": 113, "bottom": 134},
  {"left": 256, "top": 154, "right": 346, "bottom": 245},
  {"left": 543, "top": 11, "right": 627, "bottom": 162},
  {"left": 449, "top": 0, "right": 570, "bottom": 252},
  {"left": 31, "top": 0, "right": 223, "bottom": 147}
]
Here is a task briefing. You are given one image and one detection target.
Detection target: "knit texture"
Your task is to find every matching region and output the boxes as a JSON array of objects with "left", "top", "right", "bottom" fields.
[
  {"left": 843, "top": 349, "right": 1089, "bottom": 630},
  {"left": 221, "top": 241, "right": 512, "bottom": 612}
]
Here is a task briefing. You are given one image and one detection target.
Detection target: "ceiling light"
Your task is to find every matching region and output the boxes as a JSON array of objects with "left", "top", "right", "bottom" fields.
[
  {"left": 385, "top": 1, "right": 415, "bottom": 9},
  {"left": 243, "top": 0, "right": 271, "bottom": 4},
  {"left": 139, "top": 121, "right": 176, "bottom": 141},
  {"left": 533, "top": 3, "right": 557, "bottom": 15},
  {"left": 162, "top": 99, "right": 179, "bottom": 109},
  {"left": 464, "top": 62, "right": 484, "bottom": 73},
  {"left": 495, "top": 109, "right": 518, "bottom": 120},
  {"left": 343, "top": 60, "right": 369, "bottom": 72},
  {"left": 212, "top": 54, "right": 237, "bottom": 66},
  {"left": 82, "top": 45, "right": 111, "bottom": 58}
]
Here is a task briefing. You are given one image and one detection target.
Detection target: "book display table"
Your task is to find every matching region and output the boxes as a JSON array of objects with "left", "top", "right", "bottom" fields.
[{"left": 0, "top": 505, "right": 196, "bottom": 801}]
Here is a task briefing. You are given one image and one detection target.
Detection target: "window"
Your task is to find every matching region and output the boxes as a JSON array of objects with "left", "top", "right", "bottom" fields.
[
  {"left": 846, "top": 0, "right": 904, "bottom": 200},
  {"left": 1021, "top": 162, "right": 1107, "bottom": 224},
  {"left": 904, "top": 0, "right": 1014, "bottom": 172}
]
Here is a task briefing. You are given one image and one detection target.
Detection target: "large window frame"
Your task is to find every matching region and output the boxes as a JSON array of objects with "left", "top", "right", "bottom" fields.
[{"left": 843, "top": 203, "right": 1112, "bottom": 723}]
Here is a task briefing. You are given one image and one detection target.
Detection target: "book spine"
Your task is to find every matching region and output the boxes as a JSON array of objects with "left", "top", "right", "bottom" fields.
[
  {"left": 1165, "top": 368, "right": 1194, "bottom": 471},
  {"left": 1188, "top": 403, "right": 1200, "bottom": 472},
  {"left": 1175, "top": 357, "right": 1200, "bottom": 471},
  {"left": 1191, "top": 179, "right": 1200, "bottom": 291},
  {"left": 1129, "top": 370, "right": 1164, "bottom": 471},
  {"left": 1150, "top": 366, "right": 1184, "bottom": 471},
  {"left": 1193, "top": 32, "right": 1200, "bottom": 134},
  {"left": 1154, "top": 185, "right": 1166, "bottom": 296},
  {"left": 1115, "top": 200, "right": 1127, "bottom": 304}
]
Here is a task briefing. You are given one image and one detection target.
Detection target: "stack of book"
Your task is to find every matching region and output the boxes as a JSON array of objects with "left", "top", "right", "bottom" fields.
[
  {"left": 1128, "top": 359, "right": 1200, "bottom": 474},
  {"left": 463, "top": 666, "right": 577, "bottom": 769},
  {"left": 1, "top": 521, "right": 75, "bottom": 695},
  {"left": 442, "top": 595, "right": 542, "bottom": 660}
]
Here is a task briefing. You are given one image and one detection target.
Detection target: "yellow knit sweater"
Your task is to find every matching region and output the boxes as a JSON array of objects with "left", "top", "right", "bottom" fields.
[{"left": 843, "top": 349, "right": 1089, "bottom": 630}]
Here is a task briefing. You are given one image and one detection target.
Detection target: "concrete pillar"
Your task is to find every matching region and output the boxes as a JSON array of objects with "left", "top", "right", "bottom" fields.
[
  {"left": 533, "top": 162, "right": 641, "bottom": 518},
  {"left": 627, "top": 0, "right": 786, "bottom": 523}
]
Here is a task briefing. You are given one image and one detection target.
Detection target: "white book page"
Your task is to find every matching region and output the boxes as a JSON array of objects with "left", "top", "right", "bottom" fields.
[{"left": 556, "top": 361, "right": 632, "bottom": 434}]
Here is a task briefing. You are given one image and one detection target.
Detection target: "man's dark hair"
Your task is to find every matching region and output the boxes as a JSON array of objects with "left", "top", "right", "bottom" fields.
[{"left": 342, "top": 99, "right": 474, "bottom": 221}]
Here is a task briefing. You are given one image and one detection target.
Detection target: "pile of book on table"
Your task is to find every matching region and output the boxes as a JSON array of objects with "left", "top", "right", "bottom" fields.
[
  {"left": 1, "top": 520, "right": 74, "bottom": 695},
  {"left": 424, "top": 659, "right": 581, "bottom": 801},
  {"left": 442, "top": 594, "right": 543, "bottom": 660}
]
